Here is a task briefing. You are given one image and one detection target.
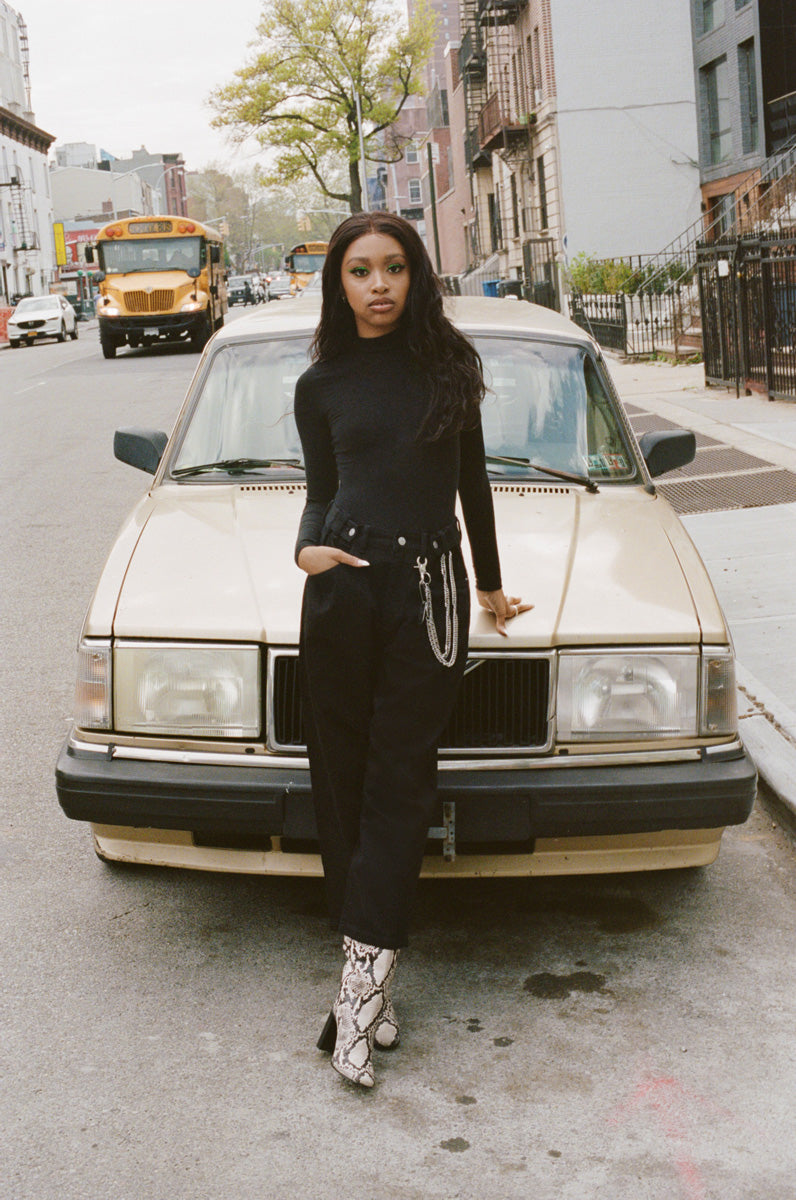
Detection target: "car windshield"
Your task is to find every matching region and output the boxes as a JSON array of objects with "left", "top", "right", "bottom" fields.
[
  {"left": 172, "top": 338, "right": 311, "bottom": 473},
  {"left": 170, "top": 334, "right": 637, "bottom": 482},
  {"left": 478, "top": 337, "right": 636, "bottom": 481},
  {"left": 99, "top": 236, "right": 201, "bottom": 274},
  {"left": 14, "top": 296, "right": 59, "bottom": 314}
]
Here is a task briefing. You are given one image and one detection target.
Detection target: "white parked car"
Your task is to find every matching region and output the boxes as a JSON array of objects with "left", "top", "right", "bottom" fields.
[
  {"left": 266, "top": 274, "right": 293, "bottom": 300},
  {"left": 56, "top": 298, "right": 756, "bottom": 877},
  {"left": 8, "top": 294, "right": 78, "bottom": 346}
]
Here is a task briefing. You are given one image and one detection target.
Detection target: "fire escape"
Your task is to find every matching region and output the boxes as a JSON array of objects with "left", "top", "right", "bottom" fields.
[
  {"left": 0, "top": 171, "right": 38, "bottom": 253},
  {"left": 459, "top": 0, "right": 533, "bottom": 262},
  {"left": 1, "top": 19, "right": 39, "bottom": 261}
]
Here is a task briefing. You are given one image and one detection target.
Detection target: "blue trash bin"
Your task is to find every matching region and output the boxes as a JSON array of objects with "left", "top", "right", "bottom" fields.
[{"left": 482, "top": 279, "right": 500, "bottom": 298}]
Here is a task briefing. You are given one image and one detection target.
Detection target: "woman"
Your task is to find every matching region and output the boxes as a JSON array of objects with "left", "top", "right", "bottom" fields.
[{"left": 294, "top": 212, "right": 529, "bottom": 1088}]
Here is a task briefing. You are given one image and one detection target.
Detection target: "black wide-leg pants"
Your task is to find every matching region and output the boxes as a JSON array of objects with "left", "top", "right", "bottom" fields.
[{"left": 299, "top": 533, "right": 470, "bottom": 950}]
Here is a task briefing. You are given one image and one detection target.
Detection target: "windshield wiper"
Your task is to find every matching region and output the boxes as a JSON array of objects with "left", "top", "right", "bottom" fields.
[
  {"left": 172, "top": 457, "right": 304, "bottom": 478},
  {"left": 485, "top": 454, "right": 599, "bottom": 493}
]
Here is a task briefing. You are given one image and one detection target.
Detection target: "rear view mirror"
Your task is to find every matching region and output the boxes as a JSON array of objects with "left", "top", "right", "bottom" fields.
[
  {"left": 114, "top": 428, "right": 168, "bottom": 474},
  {"left": 638, "top": 429, "right": 696, "bottom": 478},
  {"left": 210, "top": 244, "right": 221, "bottom": 264}
]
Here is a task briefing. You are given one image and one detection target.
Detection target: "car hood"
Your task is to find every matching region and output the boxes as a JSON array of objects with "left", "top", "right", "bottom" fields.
[{"left": 108, "top": 483, "right": 726, "bottom": 647}]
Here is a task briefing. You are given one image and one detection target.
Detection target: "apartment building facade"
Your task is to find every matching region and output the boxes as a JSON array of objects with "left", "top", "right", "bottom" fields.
[
  {"left": 0, "top": 1, "right": 55, "bottom": 301},
  {"left": 386, "top": 0, "right": 701, "bottom": 304},
  {"left": 691, "top": 0, "right": 796, "bottom": 233},
  {"left": 446, "top": 0, "right": 702, "bottom": 299}
]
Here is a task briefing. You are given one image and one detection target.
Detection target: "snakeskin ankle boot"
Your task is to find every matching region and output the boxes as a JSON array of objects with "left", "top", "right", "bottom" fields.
[
  {"left": 317, "top": 938, "right": 397, "bottom": 1087},
  {"left": 374, "top": 947, "right": 400, "bottom": 1049}
]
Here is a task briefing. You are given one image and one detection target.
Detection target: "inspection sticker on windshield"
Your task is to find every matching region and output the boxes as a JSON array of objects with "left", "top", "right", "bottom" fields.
[{"left": 588, "top": 452, "right": 628, "bottom": 473}]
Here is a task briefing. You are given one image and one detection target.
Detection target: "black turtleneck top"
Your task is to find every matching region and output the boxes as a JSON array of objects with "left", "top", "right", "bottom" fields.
[{"left": 293, "top": 328, "right": 502, "bottom": 592}]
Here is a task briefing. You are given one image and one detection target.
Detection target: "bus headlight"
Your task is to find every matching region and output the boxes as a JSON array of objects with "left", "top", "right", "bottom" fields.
[
  {"left": 113, "top": 642, "right": 260, "bottom": 737},
  {"left": 180, "top": 300, "right": 203, "bottom": 312}
]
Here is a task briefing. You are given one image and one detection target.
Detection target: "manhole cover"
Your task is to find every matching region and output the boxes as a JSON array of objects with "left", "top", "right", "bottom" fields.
[{"left": 658, "top": 468, "right": 796, "bottom": 514}]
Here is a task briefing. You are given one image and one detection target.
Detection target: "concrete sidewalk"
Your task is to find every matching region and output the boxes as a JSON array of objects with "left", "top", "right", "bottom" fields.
[{"left": 606, "top": 354, "right": 796, "bottom": 826}]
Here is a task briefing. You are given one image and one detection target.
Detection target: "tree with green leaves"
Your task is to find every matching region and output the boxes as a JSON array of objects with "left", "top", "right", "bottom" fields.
[
  {"left": 209, "top": 0, "right": 435, "bottom": 213},
  {"left": 188, "top": 166, "right": 348, "bottom": 271}
]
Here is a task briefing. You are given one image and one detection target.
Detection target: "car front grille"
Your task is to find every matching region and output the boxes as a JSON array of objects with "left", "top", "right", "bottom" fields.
[
  {"left": 17, "top": 319, "right": 46, "bottom": 329},
  {"left": 268, "top": 651, "right": 552, "bottom": 754},
  {"left": 125, "top": 290, "right": 175, "bottom": 313}
]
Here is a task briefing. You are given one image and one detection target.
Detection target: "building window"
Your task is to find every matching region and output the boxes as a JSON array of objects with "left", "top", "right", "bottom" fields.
[
  {"left": 702, "top": 0, "right": 724, "bottom": 34},
  {"left": 408, "top": 178, "right": 422, "bottom": 205},
  {"left": 532, "top": 27, "right": 543, "bottom": 98},
  {"left": 703, "top": 56, "right": 731, "bottom": 165},
  {"left": 709, "top": 192, "right": 736, "bottom": 237},
  {"left": 735, "top": 0, "right": 750, "bottom": 9},
  {"left": 510, "top": 174, "right": 520, "bottom": 239},
  {"left": 537, "top": 155, "right": 549, "bottom": 230},
  {"left": 738, "top": 39, "right": 759, "bottom": 154},
  {"left": 487, "top": 191, "right": 501, "bottom": 252},
  {"left": 405, "top": 144, "right": 419, "bottom": 164}
]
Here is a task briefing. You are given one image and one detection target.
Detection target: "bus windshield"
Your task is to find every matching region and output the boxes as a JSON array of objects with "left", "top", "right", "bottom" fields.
[
  {"left": 99, "top": 236, "right": 202, "bottom": 275},
  {"left": 291, "top": 252, "right": 326, "bottom": 272}
]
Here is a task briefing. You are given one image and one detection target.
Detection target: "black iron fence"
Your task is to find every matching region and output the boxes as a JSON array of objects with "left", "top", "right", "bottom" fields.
[
  {"left": 698, "top": 233, "right": 796, "bottom": 401},
  {"left": 569, "top": 289, "right": 701, "bottom": 357},
  {"left": 522, "top": 238, "right": 559, "bottom": 310}
]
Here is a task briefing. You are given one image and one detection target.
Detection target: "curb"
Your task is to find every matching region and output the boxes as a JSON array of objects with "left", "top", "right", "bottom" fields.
[{"left": 736, "top": 664, "right": 796, "bottom": 830}]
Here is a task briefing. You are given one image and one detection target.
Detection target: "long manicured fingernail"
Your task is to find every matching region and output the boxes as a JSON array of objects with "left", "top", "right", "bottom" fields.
[{"left": 356, "top": 559, "right": 369, "bottom": 566}]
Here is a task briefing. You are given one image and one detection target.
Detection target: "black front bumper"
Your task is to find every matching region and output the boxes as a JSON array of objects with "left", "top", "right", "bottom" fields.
[
  {"left": 56, "top": 738, "right": 757, "bottom": 843},
  {"left": 101, "top": 313, "right": 199, "bottom": 338}
]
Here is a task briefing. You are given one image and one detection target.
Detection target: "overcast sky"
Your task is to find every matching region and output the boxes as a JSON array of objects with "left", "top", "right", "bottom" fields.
[{"left": 21, "top": 0, "right": 266, "bottom": 171}]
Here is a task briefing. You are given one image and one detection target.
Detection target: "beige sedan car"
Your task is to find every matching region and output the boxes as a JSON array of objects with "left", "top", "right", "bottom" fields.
[{"left": 56, "top": 298, "right": 756, "bottom": 876}]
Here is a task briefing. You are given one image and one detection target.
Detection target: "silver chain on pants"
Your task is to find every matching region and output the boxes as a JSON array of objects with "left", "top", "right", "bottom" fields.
[{"left": 414, "top": 552, "right": 459, "bottom": 668}]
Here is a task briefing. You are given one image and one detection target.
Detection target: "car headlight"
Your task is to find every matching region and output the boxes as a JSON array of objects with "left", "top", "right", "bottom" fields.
[
  {"left": 180, "top": 300, "right": 203, "bottom": 312},
  {"left": 100, "top": 304, "right": 120, "bottom": 317},
  {"left": 557, "top": 650, "right": 699, "bottom": 740},
  {"left": 113, "top": 642, "right": 260, "bottom": 737},
  {"left": 75, "top": 638, "right": 112, "bottom": 730}
]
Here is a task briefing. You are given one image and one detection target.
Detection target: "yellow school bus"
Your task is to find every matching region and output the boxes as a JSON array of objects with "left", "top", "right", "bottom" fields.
[
  {"left": 87, "top": 216, "right": 227, "bottom": 358},
  {"left": 284, "top": 240, "right": 327, "bottom": 292}
]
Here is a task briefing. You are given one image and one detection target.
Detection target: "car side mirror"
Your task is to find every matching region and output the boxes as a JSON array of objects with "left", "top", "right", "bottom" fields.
[
  {"left": 639, "top": 429, "right": 696, "bottom": 478},
  {"left": 210, "top": 244, "right": 221, "bottom": 264},
  {"left": 84, "top": 246, "right": 94, "bottom": 263},
  {"left": 114, "top": 428, "right": 168, "bottom": 474}
]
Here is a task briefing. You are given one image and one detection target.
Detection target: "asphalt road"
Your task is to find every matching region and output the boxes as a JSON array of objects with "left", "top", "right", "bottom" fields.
[{"left": 2, "top": 320, "right": 796, "bottom": 1200}]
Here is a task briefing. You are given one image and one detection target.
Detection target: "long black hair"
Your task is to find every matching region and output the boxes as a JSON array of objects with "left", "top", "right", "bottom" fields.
[{"left": 311, "top": 212, "right": 485, "bottom": 440}]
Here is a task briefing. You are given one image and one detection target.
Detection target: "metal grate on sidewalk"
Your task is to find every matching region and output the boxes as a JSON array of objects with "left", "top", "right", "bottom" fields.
[
  {"left": 626, "top": 408, "right": 796, "bottom": 515},
  {"left": 657, "top": 469, "right": 796, "bottom": 514}
]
